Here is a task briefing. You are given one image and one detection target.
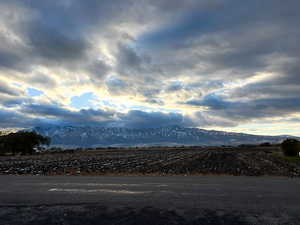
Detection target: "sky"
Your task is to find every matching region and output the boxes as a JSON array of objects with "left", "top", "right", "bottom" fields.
[{"left": 0, "top": 0, "right": 300, "bottom": 136}]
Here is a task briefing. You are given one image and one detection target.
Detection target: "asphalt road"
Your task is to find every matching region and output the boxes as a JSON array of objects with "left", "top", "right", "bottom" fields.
[{"left": 1, "top": 176, "right": 300, "bottom": 224}]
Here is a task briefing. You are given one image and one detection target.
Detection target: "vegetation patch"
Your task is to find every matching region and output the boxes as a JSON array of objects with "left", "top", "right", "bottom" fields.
[
  {"left": 273, "top": 152, "right": 300, "bottom": 164},
  {"left": 0, "top": 132, "right": 50, "bottom": 155},
  {"left": 281, "top": 138, "right": 300, "bottom": 157}
]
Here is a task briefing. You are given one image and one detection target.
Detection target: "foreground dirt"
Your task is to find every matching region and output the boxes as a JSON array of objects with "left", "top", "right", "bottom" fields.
[
  {"left": 1, "top": 205, "right": 300, "bottom": 225},
  {"left": 0, "top": 146, "right": 299, "bottom": 177}
]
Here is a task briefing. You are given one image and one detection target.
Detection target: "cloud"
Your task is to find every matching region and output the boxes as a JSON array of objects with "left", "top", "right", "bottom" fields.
[
  {"left": 145, "top": 98, "right": 165, "bottom": 106},
  {"left": 166, "top": 81, "right": 184, "bottom": 92},
  {"left": 105, "top": 77, "right": 128, "bottom": 95},
  {"left": 0, "top": 82, "right": 22, "bottom": 96},
  {"left": 115, "top": 43, "right": 153, "bottom": 82},
  {"left": 87, "top": 60, "right": 111, "bottom": 84},
  {"left": 192, "top": 111, "right": 237, "bottom": 127},
  {"left": 7, "top": 103, "right": 194, "bottom": 129},
  {"left": 186, "top": 94, "right": 231, "bottom": 110},
  {"left": 118, "top": 110, "right": 193, "bottom": 128},
  {"left": 27, "top": 26, "right": 89, "bottom": 64},
  {"left": 0, "top": 96, "right": 28, "bottom": 108},
  {"left": 28, "top": 73, "right": 57, "bottom": 88},
  {"left": 187, "top": 94, "right": 300, "bottom": 123},
  {"left": 0, "top": 109, "right": 36, "bottom": 128},
  {"left": 22, "top": 103, "right": 115, "bottom": 125},
  {"left": 0, "top": 51, "right": 23, "bottom": 70},
  {"left": 117, "top": 44, "right": 143, "bottom": 71},
  {"left": 0, "top": 0, "right": 299, "bottom": 135}
]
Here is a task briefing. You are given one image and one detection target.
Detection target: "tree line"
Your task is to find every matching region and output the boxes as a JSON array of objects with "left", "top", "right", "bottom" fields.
[
  {"left": 0, "top": 132, "right": 50, "bottom": 155},
  {"left": 0, "top": 131, "right": 299, "bottom": 157}
]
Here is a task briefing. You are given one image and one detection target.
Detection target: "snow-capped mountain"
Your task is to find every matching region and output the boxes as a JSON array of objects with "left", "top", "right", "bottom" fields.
[{"left": 24, "top": 125, "right": 290, "bottom": 148}]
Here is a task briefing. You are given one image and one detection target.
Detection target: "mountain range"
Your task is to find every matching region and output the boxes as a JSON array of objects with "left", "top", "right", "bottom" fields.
[{"left": 23, "top": 125, "right": 294, "bottom": 148}]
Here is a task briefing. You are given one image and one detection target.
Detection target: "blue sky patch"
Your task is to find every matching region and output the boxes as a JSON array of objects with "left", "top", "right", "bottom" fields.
[
  {"left": 70, "top": 92, "right": 98, "bottom": 109},
  {"left": 27, "top": 88, "right": 44, "bottom": 97}
]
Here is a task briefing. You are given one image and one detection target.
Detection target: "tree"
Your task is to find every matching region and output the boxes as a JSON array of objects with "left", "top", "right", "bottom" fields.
[
  {"left": 0, "top": 132, "right": 50, "bottom": 155},
  {"left": 281, "top": 138, "right": 300, "bottom": 157},
  {"left": 260, "top": 142, "right": 272, "bottom": 147}
]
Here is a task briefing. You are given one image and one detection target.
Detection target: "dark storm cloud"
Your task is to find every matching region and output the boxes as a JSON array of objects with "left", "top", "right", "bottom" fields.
[
  {"left": 116, "top": 44, "right": 150, "bottom": 77},
  {"left": 29, "top": 73, "right": 57, "bottom": 88},
  {"left": 187, "top": 95, "right": 300, "bottom": 122},
  {"left": 272, "top": 62, "right": 300, "bottom": 85},
  {"left": 186, "top": 94, "right": 231, "bottom": 110},
  {"left": 137, "top": 0, "right": 300, "bottom": 80},
  {"left": 136, "top": 0, "right": 300, "bottom": 128},
  {"left": 27, "top": 25, "right": 89, "bottom": 63},
  {"left": 105, "top": 77, "right": 128, "bottom": 95},
  {"left": 119, "top": 44, "right": 143, "bottom": 69},
  {"left": 0, "top": 89, "right": 31, "bottom": 108},
  {"left": 140, "top": 0, "right": 300, "bottom": 49},
  {"left": 185, "top": 81, "right": 223, "bottom": 89},
  {"left": 115, "top": 43, "right": 164, "bottom": 97},
  {"left": 22, "top": 0, "right": 131, "bottom": 35},
  {"left": 166, "top": 81, "right": 184, "bottom": 92},
  {"left": 21, "top": 14, "right": 90, "bottom": 70},
  {"left": 87, "top": 60, "right": 111, "bottom": 84},
  {"left": 0, "top": 0, "right": 89, "bottom": 73},
  {"left": 193, "top": 111, "right": 237, "bottom": 127},
  {"left": 0, "top": 108, "right": 73, "bottom": 128},
  {"left": 229, "top": 59, "right": 300, "bottom": 101},
  {"left": 119, "top": 110, "right": 193, "bottom": 129},
  {"left": 22, "top": 103, "right": 115, "bottom": 125},
  {"left": 232, "top": 80, "right": 300, "bottom": 99},
  {"left": 16, "top": 104, "right": 196, "bottom": 129},
  {"left": 0, "top": 83, "right": 21, "bottom": 96},
  {"left": 0, "top": 0, "right": 299, "bottom": 129},
  {"left": 0, "top": 51, "right": 23, "bottom": 70},
  {"left": 0, "top": 97, "right": 28, "bottom": 108},
  {"left": 0, "top": 0, "right": 132, "bottom": 72},
  {"left": 0, "top": 109, "right": 36, "bottom": 128},
  {"left": 145, "top": 98, "right": 165, "bottom": 106},
  {"left": 165, "top": 80, "right": 223, "bottom": 96},
  {"left": 0, "top": 110, "right": 25, "bottom": 127}
]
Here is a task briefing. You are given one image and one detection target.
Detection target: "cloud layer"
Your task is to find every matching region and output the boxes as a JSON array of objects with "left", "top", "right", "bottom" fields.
[{"left": 0, "top": 0, "right": 300, "bottom": 135}]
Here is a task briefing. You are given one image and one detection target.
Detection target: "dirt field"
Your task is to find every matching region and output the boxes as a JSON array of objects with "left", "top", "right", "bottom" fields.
[{"left": 0, "top": 146, "right": 299, "bottom": 177}]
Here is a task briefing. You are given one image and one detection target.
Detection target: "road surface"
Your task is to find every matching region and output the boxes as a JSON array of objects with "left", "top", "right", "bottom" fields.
[{"left": 1, "top": 176, "right": 300, "bottom": 224}]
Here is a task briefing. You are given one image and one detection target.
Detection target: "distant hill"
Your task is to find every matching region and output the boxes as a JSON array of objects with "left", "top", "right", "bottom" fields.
[{"left": 20, "top": 125, "right": 295, "bottom": 148}]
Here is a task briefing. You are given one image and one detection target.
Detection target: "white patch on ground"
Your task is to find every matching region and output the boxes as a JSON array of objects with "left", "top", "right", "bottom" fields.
[
  {"left": 41, "top": 183, "right": 144, "bottom": 187},
  {"left": 40, "top": 183, "right": 168, "bottom": 187},
  {"left": 48, "top": 188, "right": 152, "bottom": 194},
  {"left": 156, "top": 184, "right": 168, "bottom": 187}
]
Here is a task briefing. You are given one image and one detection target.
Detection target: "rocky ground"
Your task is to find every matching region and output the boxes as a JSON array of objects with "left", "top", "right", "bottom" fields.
[{"left": 0, "top": 146, "right": 299, "bottom": 177}]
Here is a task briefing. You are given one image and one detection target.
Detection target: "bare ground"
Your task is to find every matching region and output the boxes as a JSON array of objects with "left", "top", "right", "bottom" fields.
[
  {"left": 2, "top": 205, "right": 300, "bottom": 225},
  {"left": 0, "top": 146, "right": 299, "bottom": 177}
]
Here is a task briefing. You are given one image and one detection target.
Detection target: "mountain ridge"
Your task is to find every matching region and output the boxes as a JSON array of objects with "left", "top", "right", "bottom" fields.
[{"left": 21, "top": 125, "right": 295, "bottom": 148}]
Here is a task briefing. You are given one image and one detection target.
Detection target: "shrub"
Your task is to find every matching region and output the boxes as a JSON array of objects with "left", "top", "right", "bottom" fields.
[
  {"left": 260, "top": 142, "right": 272, "bottom": 147},
  {"left": 281, "top": 139, "right": 300, "bottom": 157}
]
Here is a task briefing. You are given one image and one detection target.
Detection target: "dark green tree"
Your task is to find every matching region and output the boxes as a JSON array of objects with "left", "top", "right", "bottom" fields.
[
  {"left": 281, "top": 138, "right": 300, "bottom": 157},
  {"left": 0, "top": 132, "right": 50, "bottom": 155}
]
